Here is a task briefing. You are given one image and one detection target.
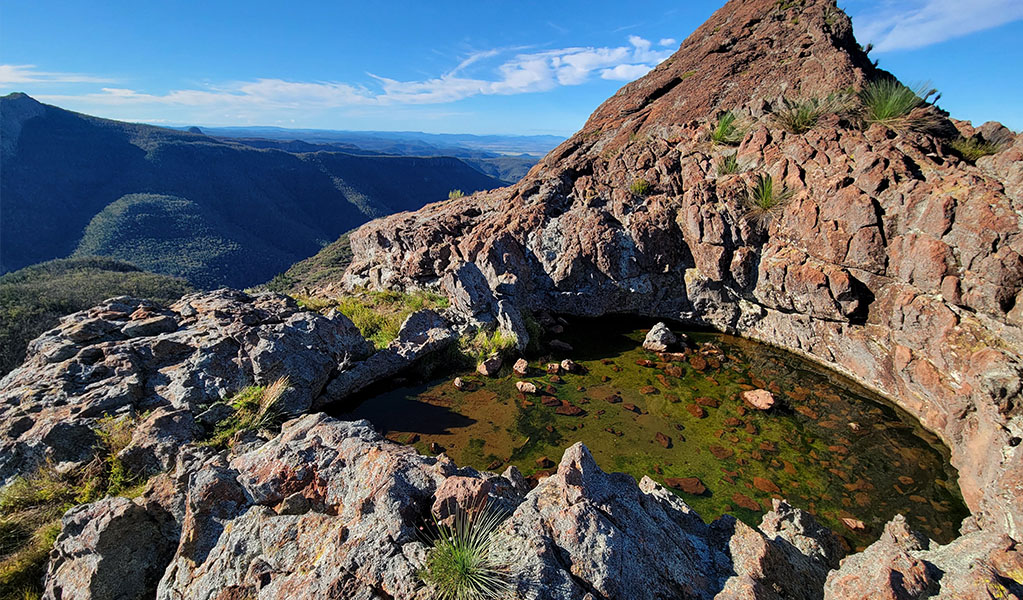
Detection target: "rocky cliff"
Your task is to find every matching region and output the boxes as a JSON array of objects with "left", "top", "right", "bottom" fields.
[{"left": 340, "top": 0, "right": 1023, "bottom": 548}]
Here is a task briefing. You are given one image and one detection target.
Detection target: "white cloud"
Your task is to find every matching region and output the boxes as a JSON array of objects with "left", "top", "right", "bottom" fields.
[
  {"left": 4, "top": 35, "right": 675, "bottom": 120},
  {"left": 658, "top": 38, "right": 677, "bottom": 47},
  {"left": 854, "top": 0, "right": 1023, "bottom": 51},
  {"left": 0, "top": 64, "right": 115, "bottom": 85},
  {"left": 601, "top": 64, "right": 654, "bottom": 81}
]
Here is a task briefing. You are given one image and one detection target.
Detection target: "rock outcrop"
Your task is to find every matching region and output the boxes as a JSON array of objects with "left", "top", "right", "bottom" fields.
[
  {"left": 339, "top": 0, "right": 1023, "bottom": 546},
  {"left": 0, "top": 290, "right": 462, "bottom": 489},
  {"left": 45, "top": 414, "right": 848, "bottom": 600}
]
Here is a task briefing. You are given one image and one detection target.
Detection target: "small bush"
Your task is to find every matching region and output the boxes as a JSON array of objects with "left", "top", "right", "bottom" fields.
[
  {"left": 421, "top": 504, "right": 511, "bottom": 600},
  {"left": 717, "top": 154, "right": 741, "bottom": 176},
  {"left": 203, "top": 377, "right": 290, "bottom": 449},
  {"left": 628, "top": 178, "right": 652, "bottom": 196},
  {"left": 744, "top": 174, "right": 793, "bottom": 228},
  {"left": 448, "top": 189, "right": 465, "bottom": 200},
  {"left": 858, "top": 79, "right": 940, "bottom": 132},
  {"left": 711, "top": 111, "right": 745, "bottom": 145},
  {"left": 949, "top": 136, "right": 1002, "bottom": 163}
]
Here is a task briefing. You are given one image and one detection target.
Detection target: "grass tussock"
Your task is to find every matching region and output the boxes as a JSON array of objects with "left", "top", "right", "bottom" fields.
[
  {"left": 711, "top": 111, "right": 746, "bottom": 146},
  {"left": 771, "top": 93, "right": 856, "bottom": 134},
  {"left": 628, "top": 178, "right": 652, "bottom": 196},
  {"left": 743, "top": 174, "right": 794, "bottom": 228},
  {"left": 858, "top": 79, "right": 941, "bottom": 132},
  {"left": 0, "top": 414, "right": 147, "bottom": 600},
  {"left": 448, "top": 189, "right": 466, "bottom": 200},
  {"left": 460, "top": 329, "right": 517, "bottom": 364},
  {"left": 716, "top": 154, "right": 741, "bottom": 176},
  {"left": 299, "top": 289, "right": 449, "bottom": 349},
  {"left": 421, "top": 504, "right": 511, "bottom": 600},
  {"left": 202, "top": 377, "right": 291, "bottom": 449},
  {"left": 949, "top": 136, "right": 1003, "bottom": 163}
]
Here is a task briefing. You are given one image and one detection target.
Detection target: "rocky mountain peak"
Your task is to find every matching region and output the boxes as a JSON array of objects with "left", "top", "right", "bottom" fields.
[{"left": 542, "top": 0, "right": 875, "bottom": 166}]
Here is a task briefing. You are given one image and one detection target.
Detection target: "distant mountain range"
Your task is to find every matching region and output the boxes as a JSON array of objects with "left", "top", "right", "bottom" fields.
[
  {"left": 187, "top": 126, "right": 564, "bottom": 183},
  {"left": 0, "top": 93, "right": 517, "bottom": 288}
]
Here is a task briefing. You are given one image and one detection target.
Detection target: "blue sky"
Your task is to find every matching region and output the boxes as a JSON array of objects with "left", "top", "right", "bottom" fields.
[{"left": 2, "top": 0, "right": 1021, "bottom": 135}]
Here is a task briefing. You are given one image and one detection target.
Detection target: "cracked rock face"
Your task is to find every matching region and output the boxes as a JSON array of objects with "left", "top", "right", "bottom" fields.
[
  {"left": 45, "top": 414, "right": 849, "bottom": 600},
  {"left": 339, "top": 0, "right": 1023, "bottom": 543},
  {"left": 0, "top": 289, "right": 373, "bottom": 485}
]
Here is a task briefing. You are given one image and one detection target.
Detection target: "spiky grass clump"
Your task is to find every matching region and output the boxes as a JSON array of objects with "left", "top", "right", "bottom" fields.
[
  {"left": 717, "top": 154, "right": 741, "bottom": 176},
  {"left": 448, "top": 189, "right": 465, "bottom": 200},
  {"left": 459, "top": 329, "right": 517, "bottom": 365},
  {"left": 858, "top": 79, "right": 940, "bottom": 132},
  {"left": 421, "top": 505, "right": 511, "bottom": 600},
  {"left": 949, "top": 136, "right": 1002, "bottom": 163},
  {"left": 771, "top": 93, "right": 855, "bottom": 134},
  {"left": 203, "top": 376, "right": 291, "bottom": 449},
  {"left": 711, "top": 111, "right": 745, "bottom": 145},
  {"left": 743, "top": 174, "right": 793, "bottom": 228},
  {"left": 628, "top": 178, "right": 652, "bottom": 196}
]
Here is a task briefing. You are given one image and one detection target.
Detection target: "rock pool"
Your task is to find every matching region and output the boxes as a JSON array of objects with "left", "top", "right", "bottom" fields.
[{"left": 337, "top": 318, "right": 969, "bottom": 550}]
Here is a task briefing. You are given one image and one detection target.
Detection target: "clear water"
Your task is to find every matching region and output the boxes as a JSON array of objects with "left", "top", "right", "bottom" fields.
[{"left": 337, "top": 318, "right": 968, "bottom": 550}]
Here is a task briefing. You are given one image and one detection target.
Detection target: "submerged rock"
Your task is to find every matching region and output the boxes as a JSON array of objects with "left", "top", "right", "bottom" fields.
[
  {"left": 665, "top": 476, "right": 705, "bottom": 494},
  {"left": 516, "top": 381, "right": 537, "bottom": 394},
  {"left": 743, "top": 389, "right": 776, "bottom": 411},
  {"left": 476, "top": 355, "right": 502, "bottom": 377}
]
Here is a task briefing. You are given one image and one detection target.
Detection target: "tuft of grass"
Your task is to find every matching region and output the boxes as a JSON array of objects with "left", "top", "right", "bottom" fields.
[
  {"left": 717, "top": 154, "right": 741, "bottom": 176},
  {"left": 771, "top": 93, "right": 855, "bottom": 134},
  {"left": 858, "top": 79, "right": 940, "bottom": 132},
  {"left": 949, "top": 136, "right": 1002, "bottom": 163},
  {"left": 296, "top": 289, "right": 449, "bottom": 349},
  {"left": 628, "top": 178, "right": 652, "bottom": 197},
  {"left": 421, "top": 504, "right": 511, "bottom": 600},
  {"left": 202, "top": 377, "right": 291, "bottom": 449},
  {"left": 0, "top": 414, "right": 149, "bottom": 600},
  {"left": 459, "top": 329, "right": 517, "bottom": 365},
  {"left": 448, "top": 189, "right": 465, "bottom": 200},
  {"left": 743, "top": 174, "right": 794, "bottom": 228},
  {"left": 711, "top": 111, "right": 746, "bottom": 146}
]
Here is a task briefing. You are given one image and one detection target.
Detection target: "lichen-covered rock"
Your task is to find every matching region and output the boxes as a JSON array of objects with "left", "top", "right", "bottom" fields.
[
  {"left": 0, "top": 289, "right": 371, "bottom": 485},
  {"left": 824, "top": 514, "right": 1023, "bottom": 599},
  {"left": 43, "top": 497, "right": 175, "bottom": 600}
]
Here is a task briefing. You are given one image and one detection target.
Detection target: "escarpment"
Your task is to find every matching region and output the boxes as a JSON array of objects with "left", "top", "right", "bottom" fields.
[{"left": 340, "top": 0, "right": 1023, "bottom": 544}]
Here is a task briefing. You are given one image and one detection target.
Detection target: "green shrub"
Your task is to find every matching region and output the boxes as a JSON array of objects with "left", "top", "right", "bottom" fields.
[
  {"left": 744, "top": 174, "right": 793, "bottom": 227},
  {"left": 949, "top": 136, "right": 1002, "bottom": 163},
  {"left": 421, "top": 504, "right": 511, "bottom": 600},
  {"left": 858, "top": 79, "right": 940, "bottom": 131},
  {"left": 711, "top": 111, "right": 745, "bottom": 145},
  {"left": 298, "top": 289, "right": 449, "bottom": 349},
  {"left": 448, "top": 189, "right": 466, "bottom": 200},
  {"left": 629, "top": 178, "right": 652, "bottom": 196},
  {"left": 717, "top": 154, "right": 741, "bottom": 176},
  {"left": 0, "top": 257, "right": 192, "bottom": 377}
]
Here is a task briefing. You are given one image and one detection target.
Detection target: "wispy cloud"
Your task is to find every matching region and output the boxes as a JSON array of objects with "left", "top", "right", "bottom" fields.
[
  {"left": 0, "top": 64, "right": 115, "bottom": 84},
  {"left": 854, "top": 0, "right": 1023, "bottom": 51},
  {"left": 6, "top": 35, "right": 674, "bottom": 116}
]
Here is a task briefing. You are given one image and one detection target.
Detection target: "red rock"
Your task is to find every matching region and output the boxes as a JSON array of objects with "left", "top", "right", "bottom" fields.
[
  {"left": 623, "top": 403, "right": 640, "bottom": 413},
  {"left": 709, "top": 445, "right": 733, "bottom": 459},
  {"left": 686, "top": 404, "right": 707, "bottom": 419},
  {"left": 689, "top": 355, "right": 707, "bottom": 371},
  {"left": 695, "top": 396, "right": 719, "bottom": 408},
  {"left": 655, "top": 432, "right": 671, "bottom": 448},
  {"left": 640, "top": 385, "right": 658, "bottom": 395},
  {"left": 753, "top": 477, "right": 781, "bottom": 494},
  {"left": 841, "top": 517, "right": 866, "bottom": 531},
  {"left": 541, "top": 396, "right": 560, "bottom": 407},
  {"left": 555, "top": 404, "right": 585, "bottom": 416},
  {"left": 732, "top": 492, "right": 760, "bottom": 511},
  {"left": 665, "top": 477, "right": 706, "bottom": 495}
]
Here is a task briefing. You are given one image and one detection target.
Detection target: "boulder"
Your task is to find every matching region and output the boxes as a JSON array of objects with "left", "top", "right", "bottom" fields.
[
  {"left": 515, "top": 381, "right": 537, "bottom": 394},
  {"left": 512, "top": 358, "right": 529, "bottom": 375},
  {"left": 643, "top": 322, "right": 678, "bottom": 352},
  {"left": 664, "top": 476, "right": 704, "bottom": 494},
  {"left": 477, "top": 356, "right": 503, "bottom": 377}
]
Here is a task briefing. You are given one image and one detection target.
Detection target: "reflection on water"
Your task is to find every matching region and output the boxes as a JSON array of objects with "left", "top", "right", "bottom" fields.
[{"left": 338, "top": 318, "right": 968, "bottom": 550}]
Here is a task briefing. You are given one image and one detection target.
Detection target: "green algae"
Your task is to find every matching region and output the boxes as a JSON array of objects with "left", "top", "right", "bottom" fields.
[{"left": 339, "top": 318, "right": 969, "bottom": 551}]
